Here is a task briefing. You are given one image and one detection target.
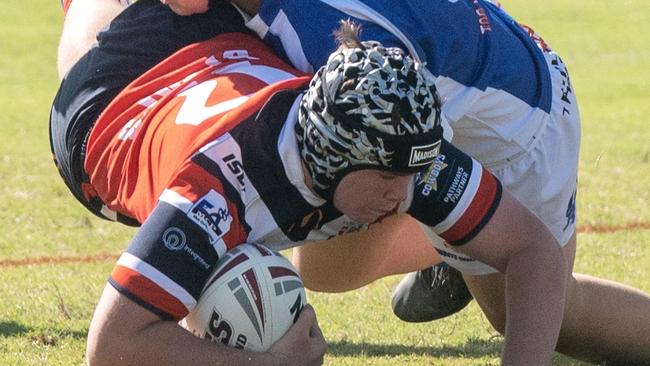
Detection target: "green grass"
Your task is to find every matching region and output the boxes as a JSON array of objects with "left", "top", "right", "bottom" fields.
[{"left": 1, "top": 0, "right": 648, "bottom": 365}]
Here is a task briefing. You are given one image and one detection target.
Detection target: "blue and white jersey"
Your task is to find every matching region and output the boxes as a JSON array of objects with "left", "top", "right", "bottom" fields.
[{"left": 246, "top": 0, "right": 556, "bottom": 165}]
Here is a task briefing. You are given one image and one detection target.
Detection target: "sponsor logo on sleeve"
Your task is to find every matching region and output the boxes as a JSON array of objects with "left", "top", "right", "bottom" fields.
[
  {"left": 408, "top": 141, "right": 441, "bottom": 167},
  {"left": 443, "top": 167, "right": 469, "bottom": 204},
  {"left": 419, "top": 153, "right": 449, "bottom": 196},
  {"left": 162, "top": 227, "right": 187, "bottom": 251},
  {"left": 161, "top": 227, "right": 210, "bottom": 270},
  {"left": 189, "top": 190, "right": 233, "bottom": 244}
]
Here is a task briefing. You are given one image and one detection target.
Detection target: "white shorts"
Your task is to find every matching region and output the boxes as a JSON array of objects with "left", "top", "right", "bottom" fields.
[{"left": 425, "top": 51, "right": 581, "bottom": 275}]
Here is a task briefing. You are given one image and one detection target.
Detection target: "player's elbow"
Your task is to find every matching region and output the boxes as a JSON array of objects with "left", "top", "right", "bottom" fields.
[
  {"left": 85, "top": 339, "right": 108, "bottom": 366},
  {"left": 86, "top": 303, "right": 136, "bottom": 366},
  {"left": 86, "top": 320, "right": 125, "bottom": 366},
  {"left": 86, "top": 284, "right": 167, "bottom": 365},
  {"left": 86, "top": 335, "right": 112, "bottom": 366}
]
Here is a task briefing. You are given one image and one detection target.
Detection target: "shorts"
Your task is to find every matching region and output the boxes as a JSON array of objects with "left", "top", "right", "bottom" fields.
[
  {"left": 424, "top": 50, "right": 581, "bottom": 275},
  {"left": 48, "top": 0, "right": 250, "bottom": 224}
]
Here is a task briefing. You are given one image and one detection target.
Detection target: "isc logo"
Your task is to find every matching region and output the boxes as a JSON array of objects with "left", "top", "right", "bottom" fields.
[
  {"left": 223, "top": 154, "right": 246, "bottom": 191},
  {"left": 206, "top": 310, "right": 248, "bottom": 349}
]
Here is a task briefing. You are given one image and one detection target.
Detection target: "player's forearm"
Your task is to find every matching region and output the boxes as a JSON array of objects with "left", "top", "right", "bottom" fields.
[
  {"left": 90, "top": 319, "right": 279, "bottom": 366},
  {"left": 88, "top": 318, "right": 275, "bottom": 366},
  {"left": 86, "top": 285, "right": 277, "bottom": 366},
  {"left": 501, "top": 242, "right": 567, "bottom": 365}
]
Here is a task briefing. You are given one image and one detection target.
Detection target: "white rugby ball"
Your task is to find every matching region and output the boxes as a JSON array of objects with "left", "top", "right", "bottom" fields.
[{"left": 180, "top": 243, "right": 306, "bottom": 352}]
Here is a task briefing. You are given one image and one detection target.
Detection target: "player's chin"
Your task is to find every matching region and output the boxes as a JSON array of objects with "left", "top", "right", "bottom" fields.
[{"left": 349, "top": 210, "right": 387, "bottom": 224}]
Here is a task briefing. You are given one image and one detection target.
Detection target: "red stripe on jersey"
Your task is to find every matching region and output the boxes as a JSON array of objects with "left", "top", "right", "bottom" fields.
[
  {"left": 440, "top": 169, "right": 500, "bottom": 245},
  {"left": 111, "top": 264, "right": 188, "bottom": 320}
]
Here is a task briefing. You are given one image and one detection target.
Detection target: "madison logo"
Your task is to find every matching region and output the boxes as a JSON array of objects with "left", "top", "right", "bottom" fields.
[
  {"left": 408, "top": 141, "right": 441, "bottom": 167},
  {"left": 189, "top": 190, "right": 233, "bottom": 244}
]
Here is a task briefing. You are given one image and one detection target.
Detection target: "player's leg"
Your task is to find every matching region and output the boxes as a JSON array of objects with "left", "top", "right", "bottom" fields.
[
  {"left": 557, "top": 275, "right": 650, "bottom": 363},
  {"left": 292, "top": 214, "right": 441, "bottom": 292},
  {"left": 465, "top": 233, "right": 650, "bottom": 364},
  {"left": 57, "top": 0, "right": 130, "bottom": 79}
]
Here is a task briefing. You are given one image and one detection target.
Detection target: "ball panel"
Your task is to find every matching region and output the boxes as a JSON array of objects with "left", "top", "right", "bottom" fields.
[{"left": 180, "top": 244, "right": 306, "bottom": 351}]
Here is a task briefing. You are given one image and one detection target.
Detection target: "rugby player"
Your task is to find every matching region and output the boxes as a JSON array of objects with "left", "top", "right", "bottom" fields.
[{"left": 51, "top": 1, "right": 645, "bottom": 365}]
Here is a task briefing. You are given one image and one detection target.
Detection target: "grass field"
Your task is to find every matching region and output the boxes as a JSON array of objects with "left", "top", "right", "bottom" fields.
[{"left": 1, "top": 0, "right": 648, "bottom": 365}]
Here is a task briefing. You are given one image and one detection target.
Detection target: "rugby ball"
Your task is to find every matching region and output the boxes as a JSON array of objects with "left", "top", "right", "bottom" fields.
[{"left": 180, "top": 243, "right": 306, "bottom": 352}]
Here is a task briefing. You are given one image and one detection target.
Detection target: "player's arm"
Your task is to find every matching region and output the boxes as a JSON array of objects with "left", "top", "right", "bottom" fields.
[
  {"left": 408, "top": 140, "right": 566, "bottom": 365},
  {"left": 87, "top": 284, "right": 324, "bottom": 366},
  {"left": 461, "top": 189, "right": 566, "bottom": 365},
  {"left": 58, "top": 0, "right": 130, "bottom": 79},
  {"left": 86, "top": 184, "right": 325, "bottom": 365}
]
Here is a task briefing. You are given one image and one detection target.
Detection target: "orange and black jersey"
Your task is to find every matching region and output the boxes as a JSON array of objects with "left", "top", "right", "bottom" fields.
[
  {"left": 52, "top": 3, "right": 501, "bottom": 321},
  {"left": 93, "top": 36, "right": 499, "bottom": 320}
]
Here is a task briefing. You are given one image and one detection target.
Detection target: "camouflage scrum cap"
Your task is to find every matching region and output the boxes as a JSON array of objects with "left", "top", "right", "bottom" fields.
[{"left": 296, "top": 39, "right": 444, "bottom": 199}]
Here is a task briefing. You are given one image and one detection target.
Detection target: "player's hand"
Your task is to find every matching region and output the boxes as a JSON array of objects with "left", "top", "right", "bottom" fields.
[{"left": 266, "top": 304, "right": 327, "bottom": 366}]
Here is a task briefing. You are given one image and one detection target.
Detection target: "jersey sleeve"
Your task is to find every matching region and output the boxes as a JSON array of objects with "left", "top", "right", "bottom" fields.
[
  {"left": 108, "top": 161, "right": 248, "bottom": 321},
  {"left": 407, "top": 139, "right": 502, "bottom": 246}
]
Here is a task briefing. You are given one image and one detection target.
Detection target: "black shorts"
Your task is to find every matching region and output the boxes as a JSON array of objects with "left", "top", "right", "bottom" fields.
[{"left": 49, "top": 0, "right": 251, "bottom": 223}]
